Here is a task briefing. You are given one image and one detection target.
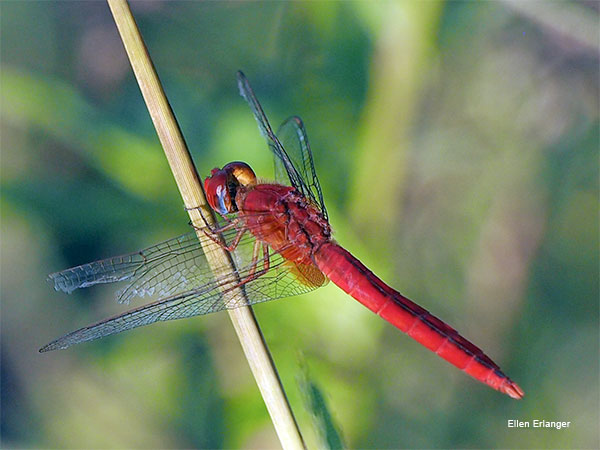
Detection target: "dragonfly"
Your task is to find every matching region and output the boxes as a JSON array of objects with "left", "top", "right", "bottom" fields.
[{"left": 41, "top": 71, "right": 524, "bottom": 399}]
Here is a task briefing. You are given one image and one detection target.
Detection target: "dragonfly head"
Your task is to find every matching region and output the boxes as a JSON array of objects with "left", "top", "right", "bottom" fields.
[{"left": 204, "top": 162, "right": 256, "bottom": 214}]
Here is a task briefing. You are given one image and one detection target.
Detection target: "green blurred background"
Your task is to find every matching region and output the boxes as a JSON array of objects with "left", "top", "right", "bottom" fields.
[{"left": 1, "top": 1, "right": 598, "bottom": 448}]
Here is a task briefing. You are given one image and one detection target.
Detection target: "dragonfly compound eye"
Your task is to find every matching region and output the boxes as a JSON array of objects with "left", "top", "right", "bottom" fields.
[
  {"left": 223, "top": 161, "right": 256, "bottom": 187},
  {"left": 204, "top": 169, "right": 233, "bottom": 214}
]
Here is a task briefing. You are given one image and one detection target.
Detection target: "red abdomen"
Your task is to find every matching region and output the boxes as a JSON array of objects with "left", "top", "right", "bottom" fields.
[
  {"left": 314, "top": 242, "right": 523, "bottom": 399},
  {"left": 239, "top": 184, "right": 522, "bottom": 398}
]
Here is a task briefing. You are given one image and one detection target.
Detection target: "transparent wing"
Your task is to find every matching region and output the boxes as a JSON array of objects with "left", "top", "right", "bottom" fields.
[
  {"left": 236, "top": 71, "right": 328, "bottom": 219},
  {"left": 275, "top": 116, "right": 327, "bottom": 216},
  {"left": 42, "top": 220, "right": 327, "bottom": 352},
  {"left": 49, "top": 232, "right": 208, "bottom": 303}
]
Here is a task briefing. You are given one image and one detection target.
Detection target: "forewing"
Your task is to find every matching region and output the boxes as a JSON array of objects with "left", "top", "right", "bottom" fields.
[
  {"left": 236, "top": 71, "right": 326, "bottom": 215},
  {"left": 275, "top": 116, "right": 327, "bottom": 217},
  {"left": 43, "top": 220, "right": 327, "bottom": 351},
  {"left": 49, "top": 232, "right": 209, "bottom": 303}
]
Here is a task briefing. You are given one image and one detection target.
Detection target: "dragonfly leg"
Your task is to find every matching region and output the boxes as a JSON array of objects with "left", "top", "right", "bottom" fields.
[
  {"left": 187, "top": 204, "right": 237, "bottom": 235},
  {"left": 185, "top": 204, "right": 217, "bottom": 229},
  {"left": 240, "top": 243, "right": 270, "bottom": 285},
  {"left": 220, "top": 226, "right": 247, "bottom": 252},
  {"left": 190, "top": 217, "right": 234, "bottom": 234},
  {"left": 200, "top": 220, "right": 246, "bottom": 253}
]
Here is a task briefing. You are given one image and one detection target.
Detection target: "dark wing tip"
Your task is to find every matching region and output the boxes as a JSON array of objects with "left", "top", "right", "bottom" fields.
[
  {"left": 39, "top": 339, "right": 70, "bottom": 353},
  {"left": 279, "top": 115, "right": 304, "bottom": 130},
  {"left": 39, "top": 343, "right": 54, "bottom": 353},
  {"left": 236, "top": 70, "right": 248, "bottom": 93}
]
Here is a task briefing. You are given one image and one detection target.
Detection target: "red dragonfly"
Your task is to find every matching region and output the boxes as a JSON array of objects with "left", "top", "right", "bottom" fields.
[{"left": 41, "top": 71, "right": 523, "bottom": 399}]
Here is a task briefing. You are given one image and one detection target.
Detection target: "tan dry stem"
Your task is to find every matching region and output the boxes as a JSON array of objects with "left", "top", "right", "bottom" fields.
[{"left": 106, "top": 1, "right": 305, "bottom": 448}]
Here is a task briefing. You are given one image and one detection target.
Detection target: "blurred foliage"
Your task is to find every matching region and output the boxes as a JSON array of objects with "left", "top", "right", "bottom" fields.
[
  {"left": 298, "top": 358, "right": 345, "bottom": 449},
  {"left": 1, "top": 1, "right": 598, "bottom": 449}
]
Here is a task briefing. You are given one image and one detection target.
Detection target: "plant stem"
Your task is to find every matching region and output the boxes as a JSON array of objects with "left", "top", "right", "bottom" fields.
[{"left": 106, "top": 1, "right": 305, "bottom": 448}]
